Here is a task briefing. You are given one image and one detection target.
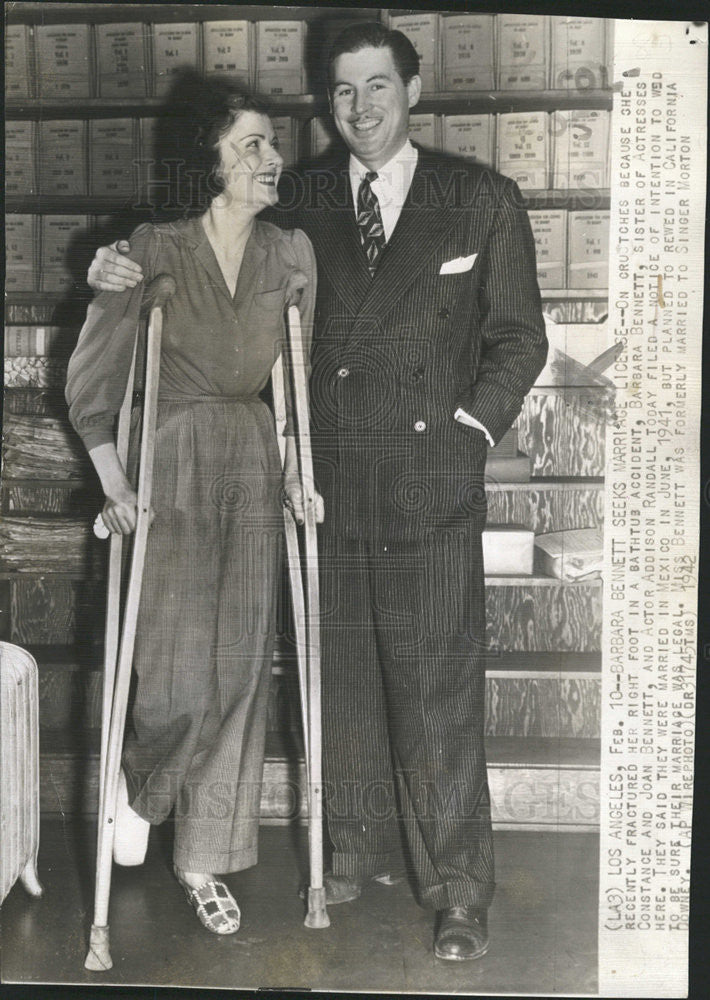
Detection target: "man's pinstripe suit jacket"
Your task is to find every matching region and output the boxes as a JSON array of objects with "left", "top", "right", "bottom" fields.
[{"left": 276, "top": 145, "right": 548, "bottom": 544}]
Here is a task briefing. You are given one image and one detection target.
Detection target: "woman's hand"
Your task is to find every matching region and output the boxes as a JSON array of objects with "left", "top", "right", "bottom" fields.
[
  {"left": 283, "top": 477, "right": 325, "bottom": 526},
  {"left": 101, "top": 486, "right": 139, "bottom": 535},
  {"left": 87, "top": 240, "right": 143, "bottom": 292}
]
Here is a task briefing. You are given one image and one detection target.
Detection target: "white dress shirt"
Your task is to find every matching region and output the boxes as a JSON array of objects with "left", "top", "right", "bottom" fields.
[{"left": 348, "top": 139, "right": 493, "bottom": 445}]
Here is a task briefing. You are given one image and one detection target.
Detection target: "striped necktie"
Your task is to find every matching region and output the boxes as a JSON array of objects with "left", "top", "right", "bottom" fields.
[{"left": 356, "top": 171, "right": 386, "bottom": 276}]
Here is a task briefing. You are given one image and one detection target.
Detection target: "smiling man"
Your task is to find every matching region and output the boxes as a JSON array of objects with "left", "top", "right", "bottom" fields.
[
  {"left": 85, "top": 21, "right": 547, "bottom": 962},
  {"left": 297, "top": 25, "right": 546, "bottom": 962}
]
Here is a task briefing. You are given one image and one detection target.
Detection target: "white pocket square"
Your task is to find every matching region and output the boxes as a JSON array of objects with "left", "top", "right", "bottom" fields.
[{"left": 439, "top": 253, "right": 478, "bottom": 275}]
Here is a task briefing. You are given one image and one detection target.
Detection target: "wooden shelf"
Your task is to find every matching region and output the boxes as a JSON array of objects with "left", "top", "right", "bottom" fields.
[
  {"left": 484, "top": 651, "right": 600, "bottom": 674},
  {"left": 484, "top": 477, "right": 604, "bottom": 492},
  {"left": 6, "top": 196, "right": 148, "bottom": 215},
  {"left": 522, "top": 190, "right": 610, "bottom": 210},
  {"left": 275, "top": 647, "right": 602, "bottom": 675},
  {"left": 7, "top": 88, "right": 613, "bottom": 121},
  {"left": 485, "top": 575, "right": 601, "bottom": 587},
  {"left": 541, "top": 289, "right": 608, "bottom": 300},
  {"left": 417, "top": 89, "right": 612, "bottom": 114},
  {"left": 7, "top": 3, "right": 370, "bottom": 26},
  {"left": 4, "top": 292, "right": 91, "bottom": 306},
  {"left": 2, "top": 478, "right": 89, "bottom": 489},
  {"left": 6, "top": 94, "right": 322, "bottom": 122},
  {"left": 0, "top": 572, "right": 100, "bottom": 581},
  {"left": 6, "top": 189, "right": 611, "bottom": 216}
]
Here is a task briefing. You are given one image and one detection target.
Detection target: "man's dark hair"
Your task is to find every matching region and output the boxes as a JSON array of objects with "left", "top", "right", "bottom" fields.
[{"left": 327, "top": 21, "right": 420, "bottom": 89}]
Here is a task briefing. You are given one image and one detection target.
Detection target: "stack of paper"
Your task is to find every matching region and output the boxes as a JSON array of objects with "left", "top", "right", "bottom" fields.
[{"left": 483, "top": 524, "right": 535, "bottom": 576}]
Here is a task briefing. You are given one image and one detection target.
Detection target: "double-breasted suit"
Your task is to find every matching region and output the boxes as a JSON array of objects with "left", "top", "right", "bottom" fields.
[{"left": 276, "top": 145, "right": 547, "bottom": 909}]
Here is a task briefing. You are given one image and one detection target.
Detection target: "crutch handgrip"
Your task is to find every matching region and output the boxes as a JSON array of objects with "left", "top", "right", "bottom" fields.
[
  {"left": 284, "top": 268, "right": 308, "bottom": 308},
  {"left": 92, "top": 273, "right": 176, "bottom": 543},
  {"left": 139, "top": 273, "right": 177, "bottom": 316},
  {"left": 94, "top": 513, "right": 110, "bottom": 540}
]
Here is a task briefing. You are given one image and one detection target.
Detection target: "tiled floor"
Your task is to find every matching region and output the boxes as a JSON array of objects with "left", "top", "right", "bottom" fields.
[{"left": 2, "top": 819, "right": 598, "bottom": 994}]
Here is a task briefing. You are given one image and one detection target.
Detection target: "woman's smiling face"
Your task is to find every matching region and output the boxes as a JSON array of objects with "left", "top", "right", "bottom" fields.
[{"left": 216, "top": 111, "right": 283, "bottom": 210}]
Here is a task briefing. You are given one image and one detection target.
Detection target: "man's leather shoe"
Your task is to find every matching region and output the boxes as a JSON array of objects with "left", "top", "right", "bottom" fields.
[
  {"left": 323, "top": 873, "right": 362, "bottom": 904},
  {"left": 299, "top": 871, "right": 403, "bottom": 905},
  {"left": 299, "top": 873, "right": 362, "bottom": 905},
  {"left": 433, "top": 906, "right": 489, "bottom": 961}
]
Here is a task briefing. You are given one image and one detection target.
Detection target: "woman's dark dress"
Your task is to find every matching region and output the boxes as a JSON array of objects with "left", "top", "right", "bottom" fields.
[{"left": 66, "top": 217, "right": 315, "bottom": 872}]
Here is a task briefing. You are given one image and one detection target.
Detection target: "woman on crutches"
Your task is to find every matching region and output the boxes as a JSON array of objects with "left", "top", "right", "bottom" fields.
[{"left": 66, "top": 80, "right": 322, "bottom": 940}]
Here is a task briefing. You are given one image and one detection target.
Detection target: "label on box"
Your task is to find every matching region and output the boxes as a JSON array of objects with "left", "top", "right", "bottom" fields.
[
  {"left": 38, "top": 121, "right": 87, "bottom": 197},
  {"left": 203, "top": 21, "right": 250, "bottom": 84},
  {"left": 567, "top": 211, "right": 610, "bottom": 289},
  {"left": 40, "top": 215, "right": 89, "bottom": 292},
  {"left": 256, "top": 21, "right": 304, "bottom": 96},
  {"left": 390, "top": 14, "right": 439, "bottom": 93},
  {"left": 6, "top": 25, "right": 32, "bottom": 99},
  {"left": 96, "top": 23, "right": 148, "bottom": 99},
  {"left": 36, "top": 25, "right": 91, "bottom": 99},
  {"left": 408, "top": 114, "right": 438, "bottom": 150},
  {"left": 497, "top": 112, "right": 549, "bottom": 190},
  {"left": 528, "top": 209, "right": 567, "bottom": 288},
  {"left": 497, "top": 14, "right": 549, "bottom": 90},
  {"left": 552, "top": 109, "right": 609, "bottom": 189},
  {"left": 442, "top": 114, "right": 495, "bottom": 166},
  {"left": 90, "top": 119, "right": 137, "bottom": 197},
  {"left": 442, "top": 15, "right": 495, "bottom": 91},
  {"left": 6, "top": 215, "right": 36, "bottom": 290},
  {"left": 550, "top": 16, "right": 607, "bottom": 90},
  {"left": 6, "top": 122, "right": 36, "bottom": 196},
  {"left": 152, "top": 23, "right": 199, "bottom": 98}
]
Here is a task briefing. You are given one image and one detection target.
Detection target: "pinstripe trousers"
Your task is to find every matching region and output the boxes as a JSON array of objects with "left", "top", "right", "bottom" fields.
[{"left": 320, "top": 524, "right": 495, "bottom": 911}]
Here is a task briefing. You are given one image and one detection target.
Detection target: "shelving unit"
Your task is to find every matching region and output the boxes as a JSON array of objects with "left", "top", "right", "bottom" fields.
[{"left": 4, "top": 4, "right": 611, "bottom": 830}]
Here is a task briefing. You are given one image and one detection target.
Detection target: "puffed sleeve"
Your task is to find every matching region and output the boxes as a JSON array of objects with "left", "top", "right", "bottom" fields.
[
  {"left": 282, "top": 227, "right": 317, "bottom": 437},
  {"left": 65, "top": 224, "right": 157, "bottom": 452}
]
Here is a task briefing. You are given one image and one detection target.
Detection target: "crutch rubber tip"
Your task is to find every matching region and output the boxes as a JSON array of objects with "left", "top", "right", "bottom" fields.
[
  {"left": 85, "top": 925, "right": 113, "bottom": 971},
  {"left": 304, "top": 887, "right": 330, "bottom": 929}
]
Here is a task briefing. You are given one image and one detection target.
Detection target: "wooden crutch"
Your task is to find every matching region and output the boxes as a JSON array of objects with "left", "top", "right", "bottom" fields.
[
  {"left": 85, "top": 274, "right": 176, "bottom": 972},
  {"left": 271, "top": 301, "right": 329, "bottom": 930}
]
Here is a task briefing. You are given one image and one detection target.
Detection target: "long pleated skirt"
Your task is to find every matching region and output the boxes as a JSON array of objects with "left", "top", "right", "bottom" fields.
[{"left": 122, "top": 395, "right": 283, "bottom": 874}]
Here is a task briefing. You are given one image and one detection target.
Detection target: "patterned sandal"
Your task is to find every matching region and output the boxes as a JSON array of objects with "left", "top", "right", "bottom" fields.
[{"left": 174, "top": 869, "right": 241, "bottom": 935}]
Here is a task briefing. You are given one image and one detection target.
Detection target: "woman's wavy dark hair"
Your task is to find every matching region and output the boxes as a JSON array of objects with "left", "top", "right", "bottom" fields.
[{"left": 154, "top": 71, "right": 270, "bottom": 215}]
